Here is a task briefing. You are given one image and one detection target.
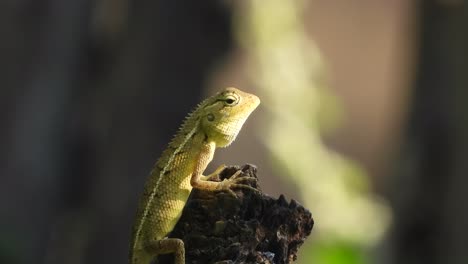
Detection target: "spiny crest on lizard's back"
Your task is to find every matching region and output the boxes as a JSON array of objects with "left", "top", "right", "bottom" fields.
[{"left": 166, "top": 95, "right": 216, "bottom": 147}]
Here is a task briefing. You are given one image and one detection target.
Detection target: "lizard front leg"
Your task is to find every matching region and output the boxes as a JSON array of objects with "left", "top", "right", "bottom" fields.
[{"left": 191, "top": 143, "right": 258, "bottom": 197}]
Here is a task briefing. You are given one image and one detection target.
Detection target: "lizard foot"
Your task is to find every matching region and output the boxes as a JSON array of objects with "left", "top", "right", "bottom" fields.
[
  {"left": 201, "top": 164, "right": 227, "bottom": 181},
  {"left": 218, "top": 169, "right": 259, "bottom": 197}
]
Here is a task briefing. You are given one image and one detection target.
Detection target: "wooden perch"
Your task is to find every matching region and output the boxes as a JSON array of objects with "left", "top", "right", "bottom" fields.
[{"left": 158, "top": 164, "right": 314, "bottom": 264}]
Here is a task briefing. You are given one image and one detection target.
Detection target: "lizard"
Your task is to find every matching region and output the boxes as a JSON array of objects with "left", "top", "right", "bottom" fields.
[{"left": 129, "top": 87, "right": 260, "bottom": 264}]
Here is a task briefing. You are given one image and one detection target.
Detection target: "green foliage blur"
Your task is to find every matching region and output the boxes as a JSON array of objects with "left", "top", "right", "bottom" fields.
[
  {"left": 235, "top": 0, "right": 391, "bottom": 263},
  {"left": 307, "top": 241, "right": 367, "bottom": 264}
]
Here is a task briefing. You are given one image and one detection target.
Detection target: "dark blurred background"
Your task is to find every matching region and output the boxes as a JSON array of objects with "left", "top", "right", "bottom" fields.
[{"left": 1, "top": 1, "right": 467, "bottom": 264}]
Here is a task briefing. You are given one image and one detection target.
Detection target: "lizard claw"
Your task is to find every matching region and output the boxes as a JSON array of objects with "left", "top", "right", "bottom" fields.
[
  {"left": 224, "top": 187, "right": 238, "bottom": 198},
  {"left": 230, "top": 176, "right": 258, "bottom": 186},
  {"left": 230, "top": 183, "right": 260, "bottom": 194},
  {"left": 218, "top": 170, "right": 259, "bottom": 197},
  {"left": 230, "top": 170, "right": 258, "bottom": 182},
  {"left": 230, "top": 170, "right": 242, "bottom": 179},
  {"left": 202, "top": 164, "right": 227, "bottom": 181}
]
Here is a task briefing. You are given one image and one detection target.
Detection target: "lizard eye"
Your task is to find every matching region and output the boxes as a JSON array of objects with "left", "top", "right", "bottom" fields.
[{"left": 224, "top": 95, "right": 238, "bottom": 106}]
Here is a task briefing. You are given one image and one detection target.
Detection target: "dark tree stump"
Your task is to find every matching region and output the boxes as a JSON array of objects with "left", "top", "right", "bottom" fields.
[{"left": 158, "top": 164, "right": 314, "bottom": 264}]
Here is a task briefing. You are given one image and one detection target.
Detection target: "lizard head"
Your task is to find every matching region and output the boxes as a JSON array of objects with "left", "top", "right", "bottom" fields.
[{"left": 200, "top": 87, "right": 260, "bottom": 147}]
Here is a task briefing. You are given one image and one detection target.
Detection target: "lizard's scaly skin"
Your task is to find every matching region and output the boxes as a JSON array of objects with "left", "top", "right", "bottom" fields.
[{"left": 129, "top": 87, "right": 260, "bottom": 264}]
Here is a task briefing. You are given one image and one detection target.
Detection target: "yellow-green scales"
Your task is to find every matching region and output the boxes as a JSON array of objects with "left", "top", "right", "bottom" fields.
[{"left": 129, "top": 88, "right": 260, "bottom": 264}]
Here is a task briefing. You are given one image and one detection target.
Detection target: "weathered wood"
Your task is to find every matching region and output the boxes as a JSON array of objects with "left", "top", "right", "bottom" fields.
[{"left": 158, "top": 164, "right": 314, "bottom": 264}]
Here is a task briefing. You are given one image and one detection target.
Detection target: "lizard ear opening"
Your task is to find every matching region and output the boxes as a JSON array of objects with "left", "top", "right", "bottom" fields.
[{"left": 206, "top": 113, "right": 215, "bottom": 122}]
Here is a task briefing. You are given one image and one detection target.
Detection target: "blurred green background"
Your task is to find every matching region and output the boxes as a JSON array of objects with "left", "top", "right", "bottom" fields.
[{"left": 1, "top": 0, "right": 468, "bottom": 263}]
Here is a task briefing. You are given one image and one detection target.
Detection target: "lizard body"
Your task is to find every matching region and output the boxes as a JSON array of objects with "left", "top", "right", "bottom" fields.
[{"left": 129, "top": 87, "right": 260, "bottom": 264}]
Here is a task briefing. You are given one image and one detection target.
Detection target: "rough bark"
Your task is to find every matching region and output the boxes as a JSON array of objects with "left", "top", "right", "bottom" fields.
[{"left": 158, "top": 164, "right": 314, "bottom": 264}]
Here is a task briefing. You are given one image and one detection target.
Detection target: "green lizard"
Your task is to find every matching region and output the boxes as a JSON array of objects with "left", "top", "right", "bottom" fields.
[{"left": 129, "top": 87, "right": 260, "bottom": 264}]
